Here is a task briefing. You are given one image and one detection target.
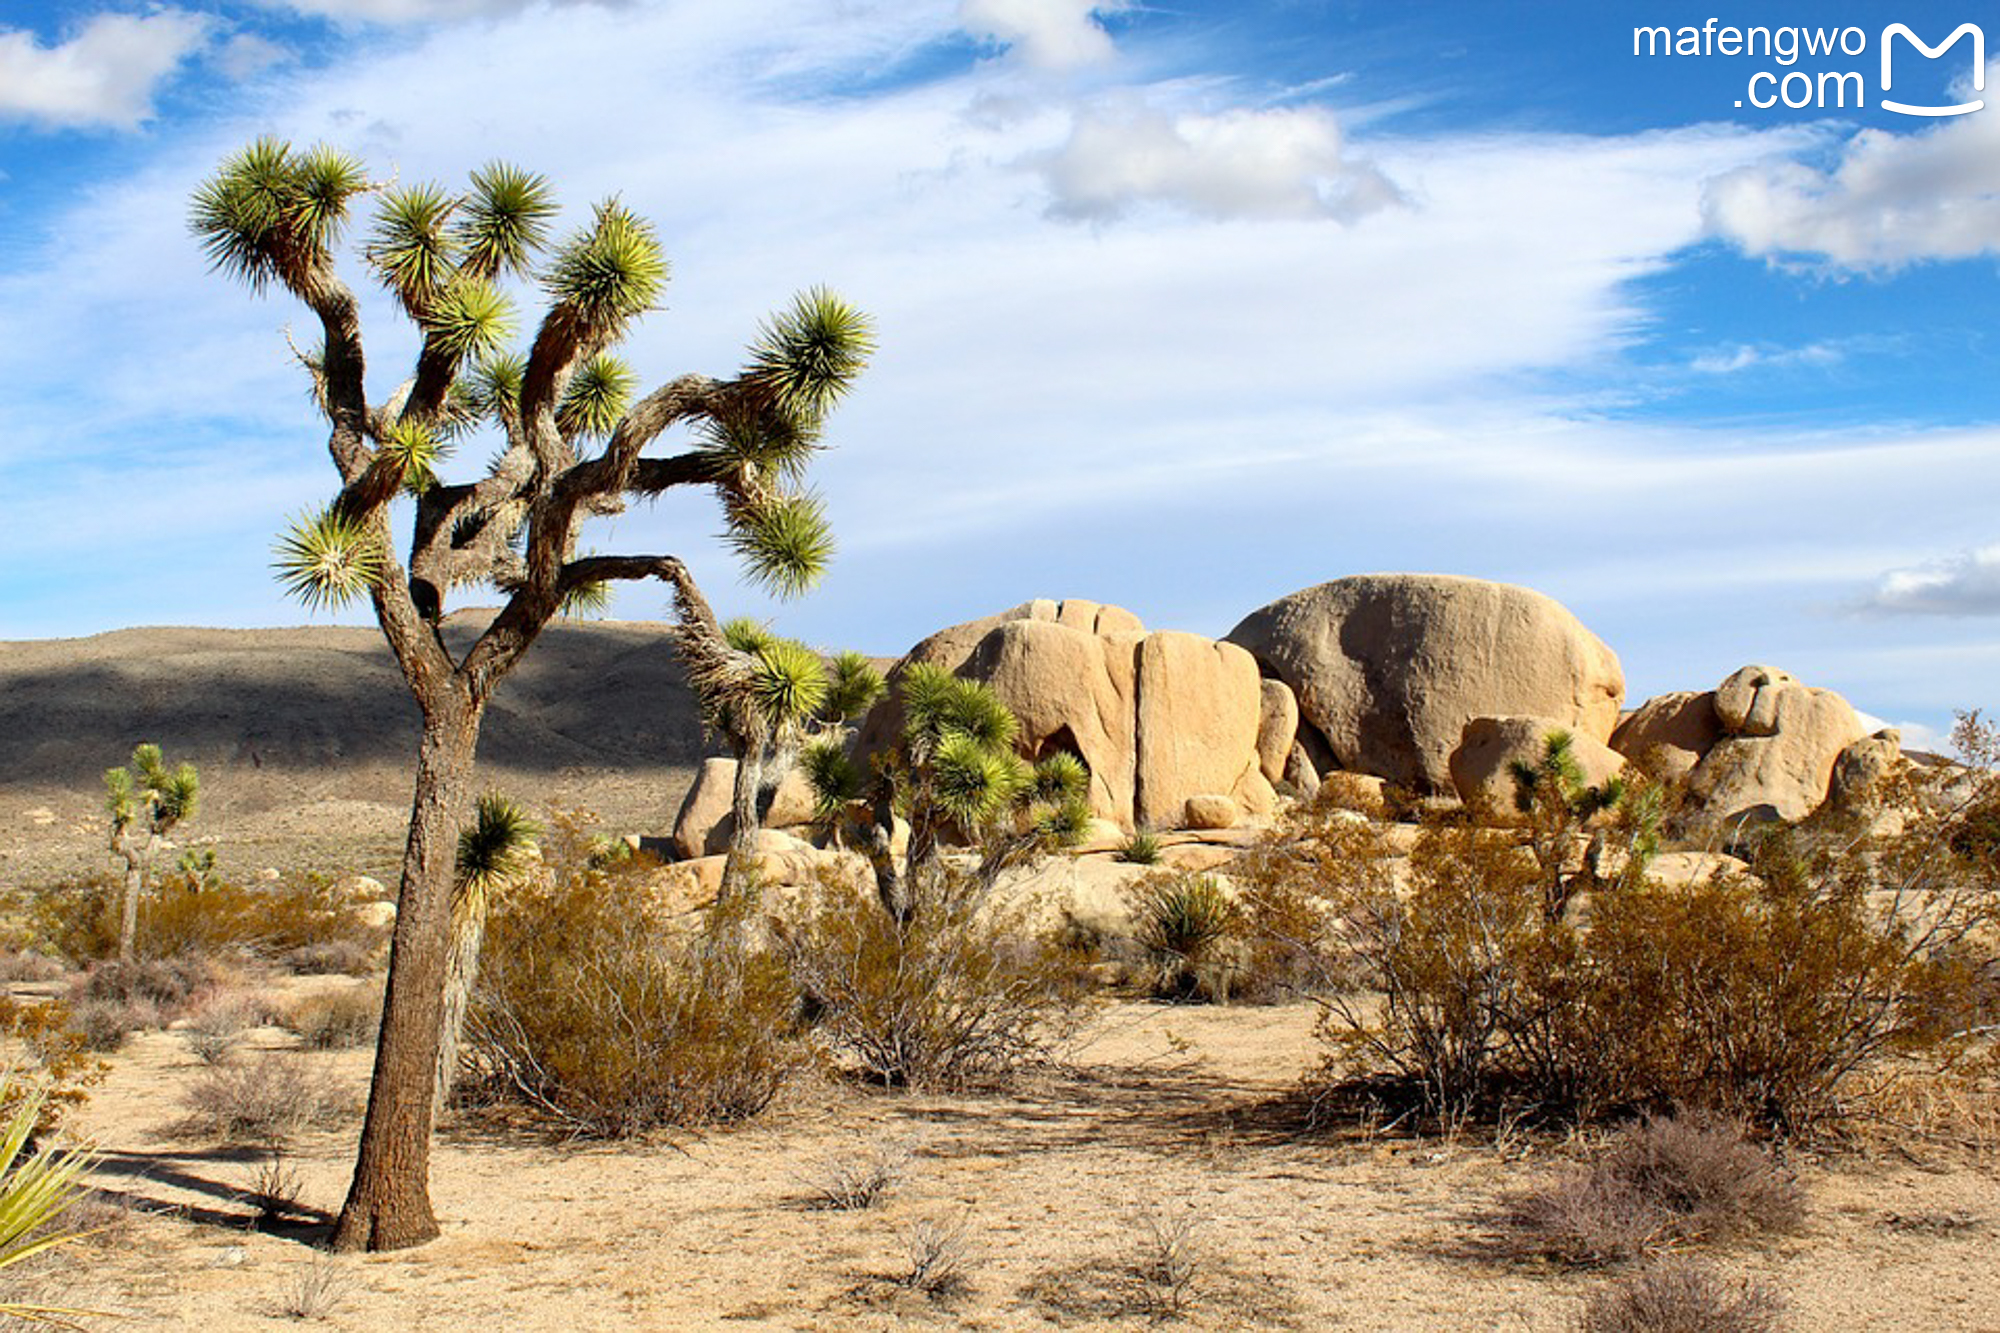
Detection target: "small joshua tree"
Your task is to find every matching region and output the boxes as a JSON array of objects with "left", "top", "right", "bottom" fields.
[
  {"left": 192, "top": 140, "right": 870, "bottom": 1250},
  {"left": 104, "top": 744, "right": 199, "bottom": 963},
  {"left": 1508, "top": 729, "right": 1654, "bottom": 921},
  {"left": 690, "top": 621, "right": 883, "bottom": 904},
  {"left": 804, "top": 663, "right": 1091, "bottom": 923}
]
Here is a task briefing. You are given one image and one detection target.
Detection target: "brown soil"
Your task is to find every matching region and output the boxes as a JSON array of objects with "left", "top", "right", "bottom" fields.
[{"left": 57, "top": 986, "right": 2000, "bottom": 1331}]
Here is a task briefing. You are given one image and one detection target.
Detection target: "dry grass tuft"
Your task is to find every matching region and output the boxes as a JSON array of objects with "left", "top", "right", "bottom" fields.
[
  {"left": 798, "top": 1136, "right": 912, "bottom": 1211},
  {"left": 1498, "top": 1115, "right": 1805, "bottom": 1267},
  {"left": 1576, "top": 1258, "right": 1786, "bottom": 1333},
  {"left": 180, "top": 1053, "right": 353, "bottom": 1145},
  {"left": 898, "top": 1213, "right": 975, "bottom": 1297},
  {"left": 281, "top": 986, "right": 381, "bottom": 1051},
  {"left": 277, "top": 1253, "right": 350, "bottom": 1321}
]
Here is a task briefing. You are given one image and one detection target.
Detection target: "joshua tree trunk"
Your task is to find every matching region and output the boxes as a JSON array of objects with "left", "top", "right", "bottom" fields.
[
  {"left": 113, "top": 836, "right": 144, "bottom": 965},
  {"left": 721, "top": 724, "right": 768, "bottom": 907},
  {"left": 332, "top": 701, "right": 480, "bottom": 1252}
]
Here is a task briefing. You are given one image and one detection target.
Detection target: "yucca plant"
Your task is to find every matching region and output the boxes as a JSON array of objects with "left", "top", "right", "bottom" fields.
[
  {"left": 1130, "top": 873, "right": 1241, "bottom": 1002},
  {"left": 0, "top": 1081, "right": 102, "bottom": 1327},
  {"left": 435, "top": 793, "right": 539, "bottom": 1117},
  {"left": 1117, "top": 830, "right": 1163, "bottom": 865},
  {"left": 104, "top": 743, "right": 199, "bottom": 964},
  {"left": 192, "top": 139, "right": 871, "bottom": 1252}
]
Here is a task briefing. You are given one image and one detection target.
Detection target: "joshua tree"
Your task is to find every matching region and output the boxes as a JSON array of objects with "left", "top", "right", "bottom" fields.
[
  {"left": 435, "top": 793, "right": 538, "bottom": 1119},
  {"left": 104, "top": 744, "right": 199, "bottom": 963},
  {"left": 1509, "top": 729, "right": 1656, "bottom": 920},
  {"left": 804, "top": 663, "right": 1091, "bottom": 922},
  {"left": 691, "top": 621, "right": 884, "bottom": 902},
  {"left": 192, "top": 140, "right": 870, "bottom": 1250}
]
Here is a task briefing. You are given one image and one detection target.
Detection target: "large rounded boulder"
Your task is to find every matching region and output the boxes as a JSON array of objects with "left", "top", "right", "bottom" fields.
[
  {"left": 1684, "top": 665, "right": 1868, "bottom": 825},
  {"left": 1225, "top": 574, "right": 1625, "bottom": 792}
]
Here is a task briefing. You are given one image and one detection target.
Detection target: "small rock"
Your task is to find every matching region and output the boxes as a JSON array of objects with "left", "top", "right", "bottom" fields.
[
  {"left": 257, "top": 867, "right": 282, "bottom": 883},
  {"left": 26, "top": 808, "right": 55, "bottom": 827},
  {"left": 1183, "top": 794, "right": 1241, "bottom": 830}
]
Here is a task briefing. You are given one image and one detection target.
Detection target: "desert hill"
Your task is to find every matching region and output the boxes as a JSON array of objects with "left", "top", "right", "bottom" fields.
[{"left": 0, "top": 612, "right": 715, "bottom": 886}]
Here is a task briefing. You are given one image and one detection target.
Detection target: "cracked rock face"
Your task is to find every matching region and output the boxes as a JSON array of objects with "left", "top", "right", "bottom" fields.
[
  {"left": 855, "top": 599, "right": 1282, "bottom": 831},
  {"left": 1225, "top": 574, "right": 1625, "bottom": 793}
]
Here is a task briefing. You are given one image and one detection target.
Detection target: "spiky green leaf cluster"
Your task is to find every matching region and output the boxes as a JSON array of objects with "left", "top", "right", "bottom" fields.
[
  {"left": 745, "top": 286, "right": 875, "bottom": 424},
  {"left": 367, "top": 182, "right": 454, "bottom": 307},
  {"left": 272, "top": 508, "right": 387, "bottom": 612},
  {"left": 456, "top": 162, "right": 557, "bottom": 280},
  {"left": 456, "top": 793, "right": 540, "bottom": 895},
  {"left": 543, "top": 199, "right": 668, "bottom": 336},
  {"left": 823, "top": 651, "right": 885, "bottom": 725},
  {"left": 559, "top": 579, "right": 613, "bottom": 620},
  {"left": 557, "top": 353, "right": 637, "bottom": 440},
  {"left": 106, "top": 744, "right": 199, "bottom": 836},
  {"left": 749, "top": 638, "right": 830, "bottom": 728},
  {"left": 723, "top": 617, "right": 779, "bottom": 654},
  {"left": 382, "top": 420, "right": 451, "bottom": 493},
  {"left": 0, "top": 1081, "right": 102, "bottom": 1324},
  {"left": 728, "top": 492, "right": 835, "bottom": 599},
  {"left": 465, "top": 353, "right": 527, "bottom": 421},
  {"left": 901, "top": 663, "right": 1018, "bottom": 760},
  {"left": 932, "top": 730, "right": 1031, "bottom": 827},
  {"left": 694, "top": 405, "right": 819, "bottom": 486},
  {"left": 801, "top": 737, "right": 861, "bottom": 821},
  {"left": 191, "top": 138, "right": 368, "bottom": 292}
]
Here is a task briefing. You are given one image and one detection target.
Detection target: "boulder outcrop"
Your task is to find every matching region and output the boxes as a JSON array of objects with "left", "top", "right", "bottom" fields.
[
  {"left": 1611, "top": 691, "right": 1723, "bottom": 781},
  {"left": 854, "top": 599, "right": 1273, "bottom": 831},
  {"left": 1685, "top": 665, "right": 1868, "bottom": 826},
  {"left": 671, "top": 757, "right": 817, "bottom": 860},
  {"left": 1225, "top": 574, "right": 1625, "bottom": 792}
]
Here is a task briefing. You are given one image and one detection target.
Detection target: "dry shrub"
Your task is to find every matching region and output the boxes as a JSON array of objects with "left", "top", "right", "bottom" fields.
[
  {"left": 278, "top": 1254, "right": 350, "bottom": 1321},
  {"left": 1314, "top": 795, "right": 2000, "bottom": 1133},
  {"left": 181, "top": 994, "right": 263, "bottom": 1065},
  {"left": 782, "top": 870, "right": 1083, "bottom": 1090},
  {"left": 0, "top": 997, "right": 107, "bottom": 1134},
  {"left": 1499, "top": 1115, "right": 1805, "bottom": 1267},
  {"left": 0, "top": 953, "right": 64, "bottom": 984},
  {"left": 463, "top": 859, "right": 808, "bottom": 1136},
  {"left": 1132, "top": 1207, "right": 1203, "bottom": 1318},
  {"left": 898, "top": 1213, "right": 975, "bottom": 1296},
  {"left": 27, "top": 874, "right": 384, "bottom": 971},
  {"left": 282, "top": 987, "right": 381, "bottom": 1051},
  {"left": 1228, "top": 798, "right": 1402, "bottom": 1005},
  {"left": 180, "top": 1053, "right": 352, "bottom": 1144},
  {"left": 1577, "top": 1259, "right": 1786, "bottom": 1333}
]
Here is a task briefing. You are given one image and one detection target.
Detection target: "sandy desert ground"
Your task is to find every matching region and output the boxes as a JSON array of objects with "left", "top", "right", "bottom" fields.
[{"left": 40, "top": 979, "right": 2000, "bottom": 1332}]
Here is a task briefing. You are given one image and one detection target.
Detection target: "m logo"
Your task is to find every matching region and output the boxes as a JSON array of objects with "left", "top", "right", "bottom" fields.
[{"left": 1880, "top": 22, "right": 1985, "bottom": 116}]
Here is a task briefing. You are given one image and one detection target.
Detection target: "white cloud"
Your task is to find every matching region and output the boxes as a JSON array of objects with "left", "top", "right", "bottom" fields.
[
  {"left": 1704, "top": 62, "right": 2000, "bottom": 269},
  {"left": 958, "top": 0, "right": 1118, "bottom": 71},
  {"left": 1035, "top": 101, "right": 1403, "bottom": 222},
  {"left": 1859, "top": 544, "right": 2000, "bottom": 616},
  {"left": 0, "top": 10, "right": 212, "bottom": 130}
]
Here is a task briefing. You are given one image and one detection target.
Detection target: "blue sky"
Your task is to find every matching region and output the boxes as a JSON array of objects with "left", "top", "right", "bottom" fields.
[{"left": 3, "top": 0, "right": 1999, "bottom": 748}]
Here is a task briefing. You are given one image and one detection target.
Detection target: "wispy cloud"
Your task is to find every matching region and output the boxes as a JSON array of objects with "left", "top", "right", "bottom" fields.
[
  {"left": 0, "top": 10, "right": 213, "bottom": 130},
  {"left": 958, "top": 0, "right": 1121, "bottom": 70}
]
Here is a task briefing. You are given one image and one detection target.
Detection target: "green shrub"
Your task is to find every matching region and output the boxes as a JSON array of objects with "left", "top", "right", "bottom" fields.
[
  {"left": 1115, "top": 831, "right": 1162, "bottom": 866},
  {"left": 463, "top": 860, "right": 809, "bottom": 1135},
  {"left": 782, "top": 870, "right": 1082, "bottom": 1089}
]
